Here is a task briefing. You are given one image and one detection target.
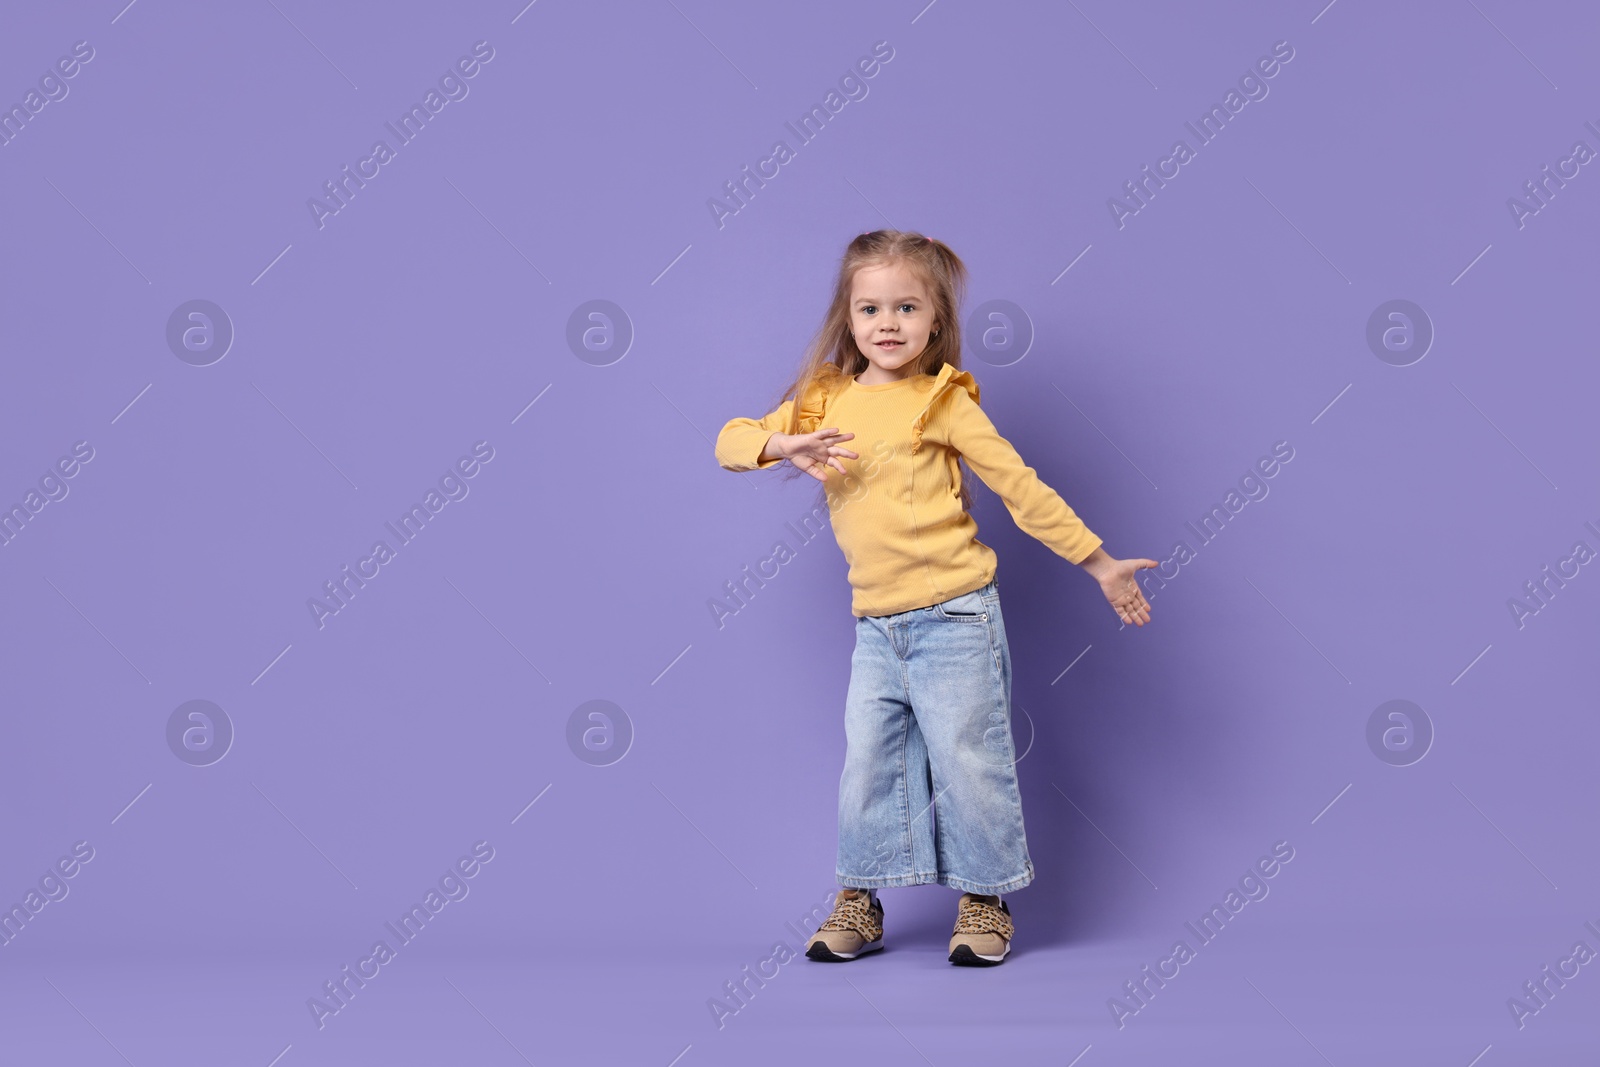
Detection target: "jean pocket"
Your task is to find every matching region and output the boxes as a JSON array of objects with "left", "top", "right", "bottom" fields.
[{"left": 934, "top": 590, "right": 988, "bottom": 621}]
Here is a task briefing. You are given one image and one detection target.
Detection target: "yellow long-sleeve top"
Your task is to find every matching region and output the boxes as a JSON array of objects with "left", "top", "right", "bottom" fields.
[{"left": 715, "top": 361, "right": 1103, "bottom": 617}]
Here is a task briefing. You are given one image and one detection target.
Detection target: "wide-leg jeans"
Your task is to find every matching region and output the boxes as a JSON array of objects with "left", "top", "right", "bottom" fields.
[{"left": 836, "top": 577, "right": 1034, "bottom": 895}]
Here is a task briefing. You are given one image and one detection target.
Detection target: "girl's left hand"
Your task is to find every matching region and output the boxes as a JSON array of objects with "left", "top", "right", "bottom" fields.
[{"left": 1082, "top": 551, "right": 1158, "bottom": 626}]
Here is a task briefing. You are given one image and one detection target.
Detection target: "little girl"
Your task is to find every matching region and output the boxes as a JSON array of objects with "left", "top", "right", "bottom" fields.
[{"left": 715, "top": 230, "right": 1155, "bottom": 966}]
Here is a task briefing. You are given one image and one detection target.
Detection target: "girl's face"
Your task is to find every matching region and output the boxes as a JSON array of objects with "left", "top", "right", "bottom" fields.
[{"left": 848, "top": 260, "right": 938, "bottom": 382}]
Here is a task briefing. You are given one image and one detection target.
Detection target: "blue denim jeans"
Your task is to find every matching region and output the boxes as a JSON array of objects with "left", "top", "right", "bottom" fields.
[{"left": 836, "top": 577, "right": 1034, "bottom": 895}]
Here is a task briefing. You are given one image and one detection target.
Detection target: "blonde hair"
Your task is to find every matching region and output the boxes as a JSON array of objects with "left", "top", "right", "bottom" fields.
[{"left": 765, "top": 229, "right": 976, "bottom": 510}]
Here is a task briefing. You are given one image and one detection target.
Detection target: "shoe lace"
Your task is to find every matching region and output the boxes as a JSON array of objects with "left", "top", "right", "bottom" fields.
[
  {"left": 819, "top": 893, "right": 881, "bottom": 940},
  {"left": 953, "top": 898, "right": 1013, "bottom": 940}
]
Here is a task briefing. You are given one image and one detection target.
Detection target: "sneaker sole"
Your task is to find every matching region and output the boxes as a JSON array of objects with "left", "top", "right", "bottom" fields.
[
  {"left": 948, "top": 942, "right": 1009, "bottom": 966},
  {"left": 805, "top": 938, "right": 883, "bottom": 962}
]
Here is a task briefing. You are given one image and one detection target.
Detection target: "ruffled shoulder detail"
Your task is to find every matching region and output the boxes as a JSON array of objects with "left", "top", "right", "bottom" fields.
[
  {"left": 909, "top": 363, "right": 979, "bottom": 454},
  {"left": 794, "top": 362, "right": 845, "bottom": 435}
]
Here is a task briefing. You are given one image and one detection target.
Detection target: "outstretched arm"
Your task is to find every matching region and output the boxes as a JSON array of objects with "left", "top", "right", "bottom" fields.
[
  {"left": 943, "top": 390, "right": 1157, "bottom": 626},
  {"left": 715, "top": 400, "right": 797, "bottom": 472},
  {"left": 716, "top": 402, "right": 859, "bottom": 480}
]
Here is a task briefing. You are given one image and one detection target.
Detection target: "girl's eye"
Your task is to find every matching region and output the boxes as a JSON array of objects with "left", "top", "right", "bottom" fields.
[{"left": 900, "top": 304, "right": 915, "bottom": 313}]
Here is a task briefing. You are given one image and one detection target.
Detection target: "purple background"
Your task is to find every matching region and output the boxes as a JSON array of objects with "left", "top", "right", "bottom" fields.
[{"left": 3, "top": 1, "right": 1597, "bottom": 1063}]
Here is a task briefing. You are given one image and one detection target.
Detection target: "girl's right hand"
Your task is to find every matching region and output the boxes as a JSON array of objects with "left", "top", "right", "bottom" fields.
[{"left": 775, "top": 428, "right": 859, "bottom": 481}]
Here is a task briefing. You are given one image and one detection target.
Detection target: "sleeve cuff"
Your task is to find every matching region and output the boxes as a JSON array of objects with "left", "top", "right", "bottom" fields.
[{"left": 1068, "top": 533, "right": 1104, "bottom": 564}]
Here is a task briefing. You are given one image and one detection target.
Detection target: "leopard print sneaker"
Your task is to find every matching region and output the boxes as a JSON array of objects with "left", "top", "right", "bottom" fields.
[
  {"left": 948, "top": 892, "right": 1012, "bottom": 966},
  {"left": 804, "top": 888, "right": 884, "bottom": 961}
]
